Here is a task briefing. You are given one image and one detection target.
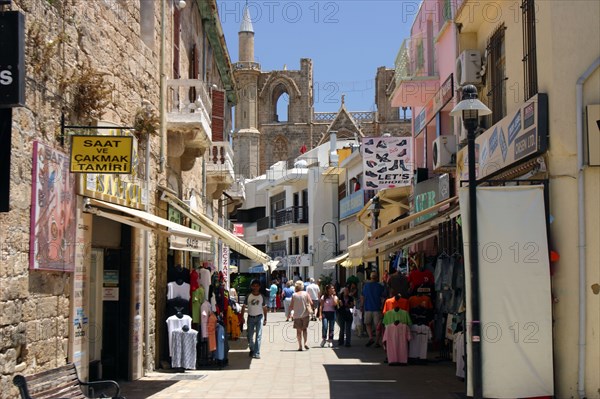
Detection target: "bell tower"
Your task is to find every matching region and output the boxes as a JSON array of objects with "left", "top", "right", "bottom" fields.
[{"left": 232, "top": 5, "right": 261, "bottom": 179}]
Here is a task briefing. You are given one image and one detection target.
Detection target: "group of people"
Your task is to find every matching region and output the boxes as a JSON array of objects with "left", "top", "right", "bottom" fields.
[{"left": 241, "top": 266, "right": 417, "bottom": 359}]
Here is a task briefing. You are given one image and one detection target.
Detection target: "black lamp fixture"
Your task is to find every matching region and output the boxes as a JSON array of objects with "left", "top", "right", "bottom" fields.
[
  {"left": 319, "top": 222, "right": 338, "bottom": 256},
  {"left": 370, "top": 196, "right": 382, "bottom": 230},
  {"left": 450, "top": 84, "right": 491, "bottom": 399}
]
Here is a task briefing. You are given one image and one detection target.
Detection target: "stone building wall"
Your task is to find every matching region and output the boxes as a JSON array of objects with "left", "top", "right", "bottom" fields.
[{"left": 0, "top": 0, "right": 233, "bottom": 395}]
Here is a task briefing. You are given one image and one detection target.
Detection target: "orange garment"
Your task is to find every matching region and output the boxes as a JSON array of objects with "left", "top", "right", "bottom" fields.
[
  {"left": 383, "top": 297, "right": 410, "bottom": 314},
  {"left": 207, "top": 313, "right": 217, "bottom": 352},
  {"left": 408, "top": 295, "right": 433, "bottom": 309},
  {"left": 227, "top": 306, "right": 241, "bottom": 340}
]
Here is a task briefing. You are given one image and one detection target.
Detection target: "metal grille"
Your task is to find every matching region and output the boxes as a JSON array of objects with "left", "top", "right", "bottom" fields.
[
  {"left": 522, "top": 0, "right": 538, "bottom": 100},
  {"left": 487, "top": 24, "right": 507, "bottom": 124}
]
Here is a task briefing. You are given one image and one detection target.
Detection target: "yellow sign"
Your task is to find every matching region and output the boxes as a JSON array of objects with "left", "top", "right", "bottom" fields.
[{"left": 70, "top": 135, "right": 133, "bottom": 174}]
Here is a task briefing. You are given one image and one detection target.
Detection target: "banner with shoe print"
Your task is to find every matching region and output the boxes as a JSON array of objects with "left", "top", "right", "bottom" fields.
[{"left": 362, "top": 137, "right": 414, "bottom": 190}]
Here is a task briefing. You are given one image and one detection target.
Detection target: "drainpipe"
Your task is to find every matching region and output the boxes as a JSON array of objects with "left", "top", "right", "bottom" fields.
[
  {"left": 159, "top": 0, "right": 167, "bottom": 173},
  {"left": 144, "top": 124, "right": 152, "bottom": 374},
  {"left": 576, "top": 56, "right": 599, "bottom": 399}
]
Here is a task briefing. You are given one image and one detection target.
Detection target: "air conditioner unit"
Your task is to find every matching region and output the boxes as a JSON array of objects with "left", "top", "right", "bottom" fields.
[
  {"left": 433, "top": 135, "right": 457, "bottom": 170},
  {"left": 455, "top": 50, "right": 482, "bottom": 86}
]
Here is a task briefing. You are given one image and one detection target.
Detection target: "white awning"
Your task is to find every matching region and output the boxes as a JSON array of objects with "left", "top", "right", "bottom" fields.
[
  {"left": 323, "top": 252, "right": 348, "bottom": 269},
  {"left": 161, "top": 190, "right": 274, "bottom": 270},
  {"left": 365, "top": 202, "right": 461, "bottom": 257},
  {"left": 85, "top": 198, "right": 211, "bottom": 241}
]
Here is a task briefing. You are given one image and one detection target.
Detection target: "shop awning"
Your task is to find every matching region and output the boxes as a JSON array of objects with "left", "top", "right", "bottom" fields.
[
  {"left": 160, "top": 190, "right": 276, "bottom": 271},
  {"left": 356, "top": 186, "right": 411, "bottom": 228},
  {"left": 84, "top": 198, "right": 212, "bottom": 241},
  {"left": 323, "top": 252, "right": 348, "bottom": 270},
  {"left": 365, "top": 197, "right": 460, "bottom": 257}
]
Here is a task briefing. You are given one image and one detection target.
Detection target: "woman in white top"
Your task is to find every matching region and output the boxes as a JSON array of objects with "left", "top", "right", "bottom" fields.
[{"left": 290, "top": 280, "right": 314, "bottom": 351}]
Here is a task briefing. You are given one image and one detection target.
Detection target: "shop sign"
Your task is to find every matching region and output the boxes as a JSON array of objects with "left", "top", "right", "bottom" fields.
[
  {"left": 233, "top": 223, "right": 244, "bottom": 237},
  {"left": 78, "top": 131, "right": 147, "bottom": 210},
  {"left": 340, "top": 188, "right": 365, "bottom": 219},
  {"left": 221, "top": 243, "right": 230, "bottom": 289},
  {"left": 286, "top": 254, "right": 312, "bottom": 267},
  {"left": 457, "top": 93, "right": 548, "bottom": 181},
  {"left": 412, "top": 174, "right": 451, "bottom": 225},
  {"left": 0, "top": 12, "right": 25, "bottom": 108},
  {"left": 70, "top": 135, "right": 133, "bottom": 173},
  {"left": 415, "top": 74, "right": 454, "bottom": 137},
  {"left": 103, "top": 287, "right": 119, "bottom": 301},
  {"left": 169, "top": 235, "right": 209, "bottom": 252},
  {"left": 362, "top": 136, "right": 414, "bottom": 190}
]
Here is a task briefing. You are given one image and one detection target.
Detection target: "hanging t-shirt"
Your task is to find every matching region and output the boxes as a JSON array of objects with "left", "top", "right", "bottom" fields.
[
  {"left": 191, "top": 286, "right": 205, "bottom": 324},
  {"left": 171, "top": 328, "right": 197, "bottom": 369},
  {"left": 408, "top": 324, "right": 431, "bottom": 360},
  {"left": 382, "top": 297, "right": 410, "bottom": 314},
  {"left": 199, "top": 268, "right": 211, "bottom": 302},
  {"left": 382, "top": 322, "right": 411, "bottom": 364},
  {"left": 166, "top": 314, "right": 192, "bottom": 356},
  {"left": 382, "top": 308, "right": 412, "bottom": 326},
  {"left": 200, "top": 301, "right": 212, "bottom": 339},
  {"left": 167, "top": 281, "right": 191, "bottom": 301}
]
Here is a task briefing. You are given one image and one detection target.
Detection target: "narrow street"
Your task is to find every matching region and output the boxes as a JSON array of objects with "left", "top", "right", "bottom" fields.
[{"left": 119, "top": 311, "right": 465, "bottom": 399}]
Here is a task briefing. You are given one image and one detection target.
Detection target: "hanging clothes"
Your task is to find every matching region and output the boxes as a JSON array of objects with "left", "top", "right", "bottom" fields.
[
  {"left": 226, "top": 306, "right": 241, "bottom": 340},
  {"left": 207, "top": 313, "right": 218, "bottom": 352},
  {"left": 408, "top": 324, "right": 431, "bottom": 360},
  {"left": 382, "top": 323, "right": 411, "bottom": 364},
  {"left": 199, "top": 268, "right": 211, "bottom": 302},
  {"left": 166, "top": 314, "right": 192, "bottom": 356},
  {"left": 215, "top": 323, "right": 226, "bottom": 361},
  {"left": 382, "top": 296, "right": 410, "bottom": 313},
  {"left": 171, "top": 328, "right": 198, "bottom": 369},
  {"left": 167, "top": 280, "right": 191, "bottom": 301},
  {"left": 200, "top": 301, "right": 211, "bottom": 339}
]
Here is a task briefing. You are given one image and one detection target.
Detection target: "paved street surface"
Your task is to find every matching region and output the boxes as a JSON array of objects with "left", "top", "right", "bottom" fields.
[{"left": 119, "top": 311, "right": 466, "bottom": 399}]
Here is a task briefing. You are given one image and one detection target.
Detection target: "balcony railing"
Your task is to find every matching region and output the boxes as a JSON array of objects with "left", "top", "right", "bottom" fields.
[
  {"left": 206, "top": 141, "right": 235, "bottom": 184},
  {"left": 313, "top": 111, "right": 375, "bottom": 122},
  {"left": 394, "top": 35, "right": 438, "bottom": 84},
  {"left": 273, "top": 206, "right": 308, "bottom": 227},
  {"left": 167, "top": 79, "right": 212, "bottom": 124},
  {"left": 340, "top": 188, "right": 367, "bottom": 219}
]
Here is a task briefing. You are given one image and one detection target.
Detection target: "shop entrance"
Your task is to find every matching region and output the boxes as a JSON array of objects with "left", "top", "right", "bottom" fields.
[{"left": 100, "top": 224, "right": 132, "bottom": 381}]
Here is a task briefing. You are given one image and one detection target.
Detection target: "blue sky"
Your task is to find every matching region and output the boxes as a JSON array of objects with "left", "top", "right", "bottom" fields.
[{"left": 218, "top": 0, "right": 415, "bottom": 113}]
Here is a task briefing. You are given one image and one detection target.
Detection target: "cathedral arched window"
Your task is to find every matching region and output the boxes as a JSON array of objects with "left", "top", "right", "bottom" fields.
[{"left": 272, "top": 83, "right": 290, "bottom": 123}]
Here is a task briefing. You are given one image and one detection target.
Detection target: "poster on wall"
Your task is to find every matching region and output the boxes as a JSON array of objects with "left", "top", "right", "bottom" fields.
[
  {"left": 30, "top": 141, "right": 77, "bottom": 271},
  {"left": 362, "top": 136, "right": 414, "bottom": 190}
]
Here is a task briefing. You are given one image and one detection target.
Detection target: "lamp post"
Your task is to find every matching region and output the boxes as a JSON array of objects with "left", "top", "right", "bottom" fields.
[
  {"left": 370, "top": 197, "right": 382, "bottom": 274},
  {"left": 450, "top": 84, "right": 491, "bottom": 399},
  {"left": 320, "top": 222, "right": 339, "bottom": 281},
  {"left": 320, "top": 222, "right": 339, "bottom": 256}
]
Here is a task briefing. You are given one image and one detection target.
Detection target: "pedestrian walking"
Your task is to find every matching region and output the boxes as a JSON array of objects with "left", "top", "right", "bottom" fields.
[
  {"left": 337, "top": 282, "right": 355, "bottom": 347},
  {"left": 268, "top": 279, "right": 279, "bottom": 313},
  {"left": 306, "top": 278, "right": 320, "bottom": 321},
  {"left": 319, "top": 284, "right": 338, "bottom": 348},
  {"left": 241, "top": 279, "right": 268, "bottom": 359},
  {"left": 362, "top": 271, "right": 385, "bottom": 348},
  {"left": 290, "top": 280, "right": 313, "bottom": 351},
  {"left": 282, "top": 280, "right": 294, "bottom": 321}
]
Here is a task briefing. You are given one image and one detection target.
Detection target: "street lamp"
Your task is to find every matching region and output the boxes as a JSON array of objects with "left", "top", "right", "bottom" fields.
[
  {"left": 319, "top": 222, "right": 339, "bottom": 256},
  {"left": 320, "top": 221, "right": 339, "bottom": 284},
  {"left": 369, "top": 196, "right": 382, "bottom": 274},
  {"left": 450, "top": 84, "right": 491, "bottom": 399}
]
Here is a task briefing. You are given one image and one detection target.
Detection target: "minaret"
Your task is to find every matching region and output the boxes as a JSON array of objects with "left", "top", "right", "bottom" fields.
[{"left": 233, "top": 4, "right": 261, "bottom": 179}]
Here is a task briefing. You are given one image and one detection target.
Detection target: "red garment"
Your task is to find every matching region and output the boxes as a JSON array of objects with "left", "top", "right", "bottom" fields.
[
  {"left": 190, "top": 269, "right": 200, "bottom": 292},
  {"left": 383, "top": 297, "right": 410, "bottom": 314},
  {"left": 407, "top": 269, "right": 434, "bottom": 291}
]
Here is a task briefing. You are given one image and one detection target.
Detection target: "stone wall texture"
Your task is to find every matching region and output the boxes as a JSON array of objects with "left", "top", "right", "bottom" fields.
[{"left": 1, "top": 1, "right": 232, "bottom": 397}]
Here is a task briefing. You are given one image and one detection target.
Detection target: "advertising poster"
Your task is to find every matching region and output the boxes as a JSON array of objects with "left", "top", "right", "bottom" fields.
[
  {"left": 362, "top": 136, "right": 414, "bottom": 190},
  {"left": 30, "top": 141, "right": 77, "bottom": 271}
]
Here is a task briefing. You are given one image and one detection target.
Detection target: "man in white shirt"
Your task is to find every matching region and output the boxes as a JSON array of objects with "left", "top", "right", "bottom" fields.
[
  {"left": 306, "top": 278, "right": 320, "bottom": 321},
  {"left": 241, "top": 280, "right": 268, "bottom": 359}
]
